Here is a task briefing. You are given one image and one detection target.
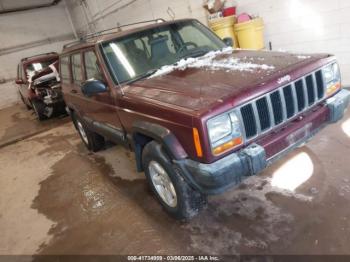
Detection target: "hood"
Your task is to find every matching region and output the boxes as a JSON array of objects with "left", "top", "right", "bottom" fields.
[{"left": 125, "top": 49, "right": 331, "bottom": 114}]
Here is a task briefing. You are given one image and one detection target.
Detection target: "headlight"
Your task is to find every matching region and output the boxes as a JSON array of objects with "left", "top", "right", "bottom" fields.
[
  {"left": 207, "top": 114, "right": 232, "bottom": 143},
  {"left": 323, "top": 62, "right": 341, "bottom": 96},
  {"left": 207, "top": 111, "right": 243, "bottom": 156}
]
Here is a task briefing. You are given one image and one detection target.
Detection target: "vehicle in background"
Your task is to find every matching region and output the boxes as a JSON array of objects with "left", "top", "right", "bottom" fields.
[
  {"left": 15, "top": 52, "right": 65, "bottom": 120},
  {"left": 60, "top": 19, "right": 350, "bottom": 220}
]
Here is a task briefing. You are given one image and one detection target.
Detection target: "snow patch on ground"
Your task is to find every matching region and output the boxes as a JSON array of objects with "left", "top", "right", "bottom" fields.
[
  {"left": 83, "top": 187, "right": 105, "bottom": 210},
  {"left": 150, "top": 47, "right": 275, "bottom": 78}
]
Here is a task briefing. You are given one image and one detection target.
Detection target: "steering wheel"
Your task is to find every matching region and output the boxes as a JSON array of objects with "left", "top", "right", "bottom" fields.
[{"left": 178, "top": 42, "right": 199, "bottom": 53}]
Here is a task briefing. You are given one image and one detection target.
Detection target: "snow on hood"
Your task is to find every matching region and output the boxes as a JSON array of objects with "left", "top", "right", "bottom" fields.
[
  {"left": 149, "top": 47, "right": 275, "bottom": 79},
  {"left": 295, "top": 55, "right": 312, "bottom": 60}
]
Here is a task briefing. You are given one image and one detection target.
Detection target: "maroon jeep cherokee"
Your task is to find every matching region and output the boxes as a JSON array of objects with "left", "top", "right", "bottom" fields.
[
  {"left": 16, "top": 52, "right": 65, "bottom": 120},
  {"left": 60, "top": 19, "right": 350, "bottom": 219}
]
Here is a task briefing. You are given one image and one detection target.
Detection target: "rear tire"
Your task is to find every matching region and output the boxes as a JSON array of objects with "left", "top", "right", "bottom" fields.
[
  {"left": 19, "top": 92, "right": 31, "bottom": 110},
  {"left": 142, "top": 141, "right": 207, "bottom": 220},
  {"left": 72, "top": 113, "right": 105, "bottom": 152},
  {"left": 31, "top": 100, "right": 47, "bottom": 121}
]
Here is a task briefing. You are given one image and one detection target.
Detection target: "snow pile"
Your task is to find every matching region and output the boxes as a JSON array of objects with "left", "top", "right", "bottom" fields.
[
  {"left": 211, "top": 57, "right": 275, "bottom": 71},
  {"left": 150, "top": 47, "right": 275, "bottom": 78},
  {"left": 83, "top": 188, "right": 105, "bottom": 209},
  {"left": 296, "top": 55, "right": 311, "bottom": 59}
]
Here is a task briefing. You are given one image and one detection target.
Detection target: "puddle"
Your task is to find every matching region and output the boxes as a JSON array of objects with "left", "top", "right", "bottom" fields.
[{"left": 32, "top": 145, "right": 190, "bottom": 255}]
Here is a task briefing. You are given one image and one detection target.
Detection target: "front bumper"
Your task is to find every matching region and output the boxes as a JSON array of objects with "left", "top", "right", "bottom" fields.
[{"left": 175, "top": 89, "right": 350, "bottom": 195}]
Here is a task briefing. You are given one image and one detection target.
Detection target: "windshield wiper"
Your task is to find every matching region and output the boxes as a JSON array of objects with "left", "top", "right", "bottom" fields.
[{"left": 126, "top": 69, "right": 158, "bottom": 84}]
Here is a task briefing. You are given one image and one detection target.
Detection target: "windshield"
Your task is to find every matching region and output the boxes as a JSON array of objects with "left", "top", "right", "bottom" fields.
[
  {"left": 25, "top": 59, "right": 56, "bottom": 78},
  {"left": 101, "top": 20, "right": 226, "bottom": 84}
]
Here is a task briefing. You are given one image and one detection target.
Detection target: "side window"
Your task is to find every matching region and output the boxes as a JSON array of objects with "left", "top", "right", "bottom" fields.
[
  {"left": 71, "top": 53, "right": 83, "bottom": 84},
  {"left": 84, "top": 51, "right": 102, "bottom": 80},
  {"left": 60, "top": 56, "right": 70, "bottom": 84}
]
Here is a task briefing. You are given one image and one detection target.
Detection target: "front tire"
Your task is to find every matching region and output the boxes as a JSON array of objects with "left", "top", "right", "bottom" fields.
[
  {"left": 72, "top": 113, "right": 105, "bottom": 152},
  {"left": 31, "top": 100, "right": 47, "bottom": 121},
  {"left": 142, "top": 141, "right": 207, "bottom": 220}
]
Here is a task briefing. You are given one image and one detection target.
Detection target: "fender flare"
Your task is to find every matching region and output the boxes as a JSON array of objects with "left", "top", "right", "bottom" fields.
[{"left": 132, "top": 121, "right": 188, "bottom": 171}]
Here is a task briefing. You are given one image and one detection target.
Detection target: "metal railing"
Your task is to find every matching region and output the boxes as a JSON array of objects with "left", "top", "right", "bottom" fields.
[{"left": 63, "top": 18, "right": 166, "bottom": 50}]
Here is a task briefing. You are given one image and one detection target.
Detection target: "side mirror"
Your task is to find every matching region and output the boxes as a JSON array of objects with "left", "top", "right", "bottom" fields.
[
  {"left": 223, "top": 37, "right": 234, "bottom": 47},
  {"left": 81, "top": 79, "right": 107, "bottom": 97},
  {"left": 15, "top": 79, "right": 24, "bottom": 85}
]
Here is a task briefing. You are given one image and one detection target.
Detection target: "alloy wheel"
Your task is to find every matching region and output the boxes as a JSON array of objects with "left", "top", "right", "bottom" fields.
[{"left": 148, "top": 160, "right": 177, "bottom": 208}]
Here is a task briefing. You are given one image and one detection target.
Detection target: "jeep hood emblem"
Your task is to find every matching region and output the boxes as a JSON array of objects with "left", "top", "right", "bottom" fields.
[{"left": 277, "top": 75, "right": 292, "bottom": 85}]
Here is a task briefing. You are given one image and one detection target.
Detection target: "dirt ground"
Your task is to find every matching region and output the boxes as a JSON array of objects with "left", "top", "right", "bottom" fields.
[{"left": 1, "top": 105, "right": 350, "bottom": 257}]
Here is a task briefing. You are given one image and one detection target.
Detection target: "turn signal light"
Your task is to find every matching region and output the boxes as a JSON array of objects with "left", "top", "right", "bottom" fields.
[
  {"left": 212, "top": 137, "right": 243, "bottom": 156},
  {"left": 326, "top": 82, "right": 341, "bottom": 96},
  {"left": 193, "top": 128, "right": 203, "bottom": 158}
]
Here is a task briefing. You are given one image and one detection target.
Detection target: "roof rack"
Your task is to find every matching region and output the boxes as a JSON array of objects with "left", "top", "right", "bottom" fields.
[
  {"left": 22, "top": 52, "right": 57, "bottom": 61},
  {"left": 63, "top": 18, "right": 166, "bottom": 50}
]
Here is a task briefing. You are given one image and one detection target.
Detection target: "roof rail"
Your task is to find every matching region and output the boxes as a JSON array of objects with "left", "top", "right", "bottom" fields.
[
  {"left": 63, "top": 18, "right": 166, "bottom": 50},
  {"left": 22, "top": 52, "right": 57, "bottom": 61}
]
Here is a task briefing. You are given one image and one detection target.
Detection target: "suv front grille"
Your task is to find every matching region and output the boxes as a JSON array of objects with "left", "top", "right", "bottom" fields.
[
  {"left": 283, "top": 85, "right": 295, "bottom": 118},
  {"left": 239, "top": 69, "right": 325, "bottom": 140},
  {"left": 240, "top": 104, "right": 257, "bottom": 138},
  {"left": 256, "top": 97, "right": 271, "bottom": 131}
]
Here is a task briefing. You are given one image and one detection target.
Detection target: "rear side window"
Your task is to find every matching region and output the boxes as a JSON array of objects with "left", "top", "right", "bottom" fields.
[
  {"left": 84, "top": 51, "right": 103, "bottom": 80},
  {"left": 60, "top": 56, "right": 70, "bottom": 84},
  {"left": 21, "top": 64, "right": 26, "bottom": 80},
  {"left": 71, "top": 53, "right": 82, "bottom": 84}
]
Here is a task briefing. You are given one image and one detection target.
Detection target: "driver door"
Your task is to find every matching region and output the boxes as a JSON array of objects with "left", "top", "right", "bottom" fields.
[{"left": 80, "top": 49, "right": 125, "bottom": 143}]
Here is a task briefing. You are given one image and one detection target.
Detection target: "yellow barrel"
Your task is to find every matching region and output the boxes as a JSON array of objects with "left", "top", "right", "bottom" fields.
[
  {"left": 234, "top": 17, "right": 264, "bottom": 50},
  {"left": 209, "top": 16, "right": 239, "bottom": 48}
]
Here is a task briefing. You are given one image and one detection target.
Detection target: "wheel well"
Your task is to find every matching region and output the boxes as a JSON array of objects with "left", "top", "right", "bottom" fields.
[
  {"left": 67, "top": 106, "right": 74, "bottom": 114},
  {"left": 67, "top": 107, "right": 78, "bottom": 130},
  {"left": 133, "top": 132, "right": 154, "bottom": 172}
]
